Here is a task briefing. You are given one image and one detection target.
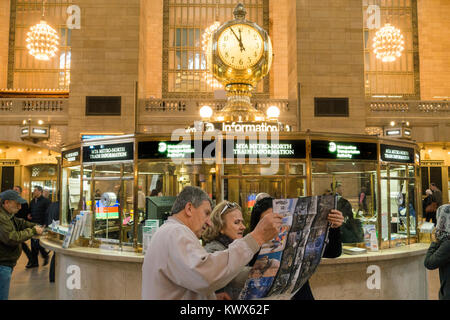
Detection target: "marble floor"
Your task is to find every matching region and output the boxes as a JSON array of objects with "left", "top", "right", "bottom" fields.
[
  {"left": 9, "top": 244, "right": 56, "bottom": 300},
  {"left": 7, "top": 245, "right": 440, "bottom": 300}
]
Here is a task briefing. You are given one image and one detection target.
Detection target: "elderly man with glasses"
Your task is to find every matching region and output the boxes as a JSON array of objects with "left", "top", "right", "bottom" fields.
[{"left": 142, "top": 186, "right": 282, "bottom": 300}]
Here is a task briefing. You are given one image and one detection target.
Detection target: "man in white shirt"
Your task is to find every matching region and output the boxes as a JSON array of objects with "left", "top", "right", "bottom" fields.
[{"left": 142, "top": 186, "right": 282, "bottom": 300}]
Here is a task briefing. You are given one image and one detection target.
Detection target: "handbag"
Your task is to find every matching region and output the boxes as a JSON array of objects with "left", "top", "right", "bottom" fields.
[{"left": 425, "top": 202, "right": 437, "bottom": 213}]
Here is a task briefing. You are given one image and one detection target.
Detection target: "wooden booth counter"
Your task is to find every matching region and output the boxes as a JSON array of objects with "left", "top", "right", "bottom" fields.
[{"left": 42, "top": 238, "right": 432, "bottom": 300}]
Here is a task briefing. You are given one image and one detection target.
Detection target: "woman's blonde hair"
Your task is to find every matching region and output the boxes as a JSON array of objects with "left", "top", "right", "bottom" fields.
[{"left": 202, "top": 201, "right": 242, "bottom": 243}]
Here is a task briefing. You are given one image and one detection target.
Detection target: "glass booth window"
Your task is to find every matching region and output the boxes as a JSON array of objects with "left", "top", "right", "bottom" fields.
[
  {"left": 312, "top": 161, "right": 378, "bottom": 246},
  {"left": 61, "top": 166, "right": 81, "bottom": 226},
  {"left": 380, "top": 164, "right": 417, "bottom": 247},
  {"left": 82, "top": 163, "right": 134, "bottom": 246},
  {"left": 222, "top": 162, "right": 307, "bottom": 227},
  {"left": 29, "top": 164, "right": 58, "bottom": 202},
  {"left": 137, "top": 161, "right": 216, "bottom": 234}
]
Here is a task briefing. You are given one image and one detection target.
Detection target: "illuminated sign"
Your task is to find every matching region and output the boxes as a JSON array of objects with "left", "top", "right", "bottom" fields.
[
  {"left": 222, "top": 122, "right": 279, "bottom": 132},
  {"left": 185, "top": 121, "right": 290, "bottom": 133},
  {"left": 62, "top": 148, "right": 81, "bottom": 166},
  {"left": 224, "top": 140, "right": 305, "bottom": 158},
  {"left": 327, "top": 142, "right": 361, "bottom": 159},
  {"left": 32, "top": 128, "right": 47, "bottom": 135},
  {"left": 386, "top": 129, "right": 401, "bottom": 136},
  {"left": 311, "top": 140, "right": 377, "bottom": 160},
  {"left": 139, "top": 139, "right": 306, "bottom": 160},
  {"left": 381, "top": 144, "right": 414, "bottom": 163},
  {"left": 20, "top": 125, "right": 50, "bottom": 139},
  {"left": 82, "top": 135, "right": 121, "bottom": 141},
  {"left": 138, "top": 140, "right": 215, "bottom": 160},
  {"left": 384, "top": 127, "right": 412, "bottom": 140},
  {"left": 83, "top": 142, "right": 134, "bottom": 163}
]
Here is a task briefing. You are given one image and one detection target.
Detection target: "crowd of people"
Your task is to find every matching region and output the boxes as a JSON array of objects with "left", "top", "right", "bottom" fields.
[
  {"left": 0, "top": 186, "right": 59, "bottom": 300},
  {"left": 1, "top": 182, "right": 449, "bottom": 300}
]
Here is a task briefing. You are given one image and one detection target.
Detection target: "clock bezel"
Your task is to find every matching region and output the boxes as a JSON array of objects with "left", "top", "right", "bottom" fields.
[
  {"left": 216, "top": 24, "right": 265, "bottom": 70},
  {"left": 209, "top": 19, "right": 273, "bottom": 87}
]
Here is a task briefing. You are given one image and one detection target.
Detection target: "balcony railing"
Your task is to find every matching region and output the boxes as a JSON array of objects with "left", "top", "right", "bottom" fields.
[
  {"left": 368, "top": 100, "right": 449, "bottom": 113},
  {"left": 0, "top": 98, "right": 68, "bottom": 114},
  {"left": 142, "top": 98, "right": 290, "bottom": 114}
]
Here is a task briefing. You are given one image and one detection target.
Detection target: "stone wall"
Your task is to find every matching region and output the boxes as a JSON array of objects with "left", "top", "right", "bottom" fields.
[
  {"left": 296, "top": 0, "right": 366, "bottom": 134},
  {"left": 67, "top": 0, "right": 140, "bottom": 144},
  {"left": 417, "top": 0, "right": 450, "bottom": 100}
]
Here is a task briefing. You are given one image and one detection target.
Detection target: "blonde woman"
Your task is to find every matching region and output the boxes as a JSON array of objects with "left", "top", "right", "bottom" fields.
[{"left": 202, "top": 201, "right": 251, "bottom": 299}]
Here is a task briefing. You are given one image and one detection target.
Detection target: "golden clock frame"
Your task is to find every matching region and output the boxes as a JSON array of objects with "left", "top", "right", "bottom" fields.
[{"left": 207, "top": 3, "right": 273, "bottom": 123}]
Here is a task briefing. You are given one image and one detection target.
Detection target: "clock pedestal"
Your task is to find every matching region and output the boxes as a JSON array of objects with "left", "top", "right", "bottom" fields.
[{"left": 214, "top": 83, "right": 265, "bottom": 122}]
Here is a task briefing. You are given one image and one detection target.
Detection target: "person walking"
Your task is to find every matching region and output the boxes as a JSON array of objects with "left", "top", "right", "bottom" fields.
[
  {"left": 28, "top": 186, "right": 50, "bottom": 268},
  {"left": 424, "top": 204, "right": 450, "bottom": 300},
  {"left": 12, "top": 186, "right": 33, "bottom": 268},
  {"left": 430, "top": 183, "right": 443, "bottom": 208},
  {"left": 45, "top": 194, "right": 60, "bottom": 282},
  {"left": 0, "top": 190, "right": 45, "bottom": 300},
  {"left": 423, "top": 189, "right": 437, "bottom": 225}
]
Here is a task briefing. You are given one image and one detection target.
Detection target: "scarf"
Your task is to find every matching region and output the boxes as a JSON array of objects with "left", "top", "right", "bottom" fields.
[
  {"left": 216, "top": 234, "right": 234, "bottom": 248},
  {"left": 435, "top": 204, "right": 450, "bottom": 241}
]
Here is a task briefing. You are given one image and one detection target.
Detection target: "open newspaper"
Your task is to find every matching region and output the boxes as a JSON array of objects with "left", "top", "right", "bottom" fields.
[{"left": 238, "top": 195, "right": 337, "bottom": 300}]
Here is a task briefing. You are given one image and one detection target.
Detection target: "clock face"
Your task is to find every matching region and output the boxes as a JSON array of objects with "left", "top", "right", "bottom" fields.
[{"left": 217, "top": 24, "right": 264, "bottom": 70}]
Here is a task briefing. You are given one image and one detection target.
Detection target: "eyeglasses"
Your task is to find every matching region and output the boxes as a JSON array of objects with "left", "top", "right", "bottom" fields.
[{"left": 220, "top": 202, "right": 239, "bottom": 216}]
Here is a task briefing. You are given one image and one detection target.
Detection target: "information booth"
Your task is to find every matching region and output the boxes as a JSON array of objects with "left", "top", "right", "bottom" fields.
[
  {"left": 43, "top": 131, "right": 431, "bottom": 299},
  {"left": 56, "top": 132, "right": 421, "bottom": 251}
]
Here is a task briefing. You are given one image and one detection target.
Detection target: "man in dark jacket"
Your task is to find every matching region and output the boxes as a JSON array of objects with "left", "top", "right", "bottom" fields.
[
  {"left": 12, "top": 186, "right": 33, "bottom": 268},
  {"left": 28, "top": 186, "right": 50, "bottom": 268},
  {"left": 0, "top": 190, "right": 44, "bottom": 300},
  {"left": 45, "top": 197, "right": 60, "bottom": 282},
  {"left": 430, "top": 183, "right": 443, "bottom": 208}
]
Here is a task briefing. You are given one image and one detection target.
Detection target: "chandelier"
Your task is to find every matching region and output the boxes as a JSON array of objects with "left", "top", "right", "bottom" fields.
[
  {"left": 26, "top": 0, "right": 59, "bottom": 61},
  {"left": 202, "top": 21, "right": 223, "bottom": 89},
  {"left": 372, "top": 23, "right": 404, "bottom": 62}
]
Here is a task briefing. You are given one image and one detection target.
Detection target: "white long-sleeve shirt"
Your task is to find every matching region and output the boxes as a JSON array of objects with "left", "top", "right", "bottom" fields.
[{"left": 141, "top": 216, "right": 260, "bottom": 300}]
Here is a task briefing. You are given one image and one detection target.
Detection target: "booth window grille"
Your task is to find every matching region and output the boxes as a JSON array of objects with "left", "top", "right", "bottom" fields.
[
  {"left": 163, "top": 0, "right": 269, "bottom": 98},
  {"left": 363, "top": 0, "right": 420, "bottom": 99},
  {"left": 8, "top": 0, "right": 72, "bottom": 90}
]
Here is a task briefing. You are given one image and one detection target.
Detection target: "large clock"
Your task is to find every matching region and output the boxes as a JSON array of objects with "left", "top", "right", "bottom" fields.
[
  {"left": 206, "top": 3, "right": 273, "bottom": 123},
  {"left": 217, "top": 24, "right": 264, "bottom": 70},
  {"left": 207, "top": 3, "right": 273, "bottom": 89}
]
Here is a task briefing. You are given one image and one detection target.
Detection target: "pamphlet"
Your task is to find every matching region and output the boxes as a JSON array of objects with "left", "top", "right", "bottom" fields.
[
  {"left": 363, "top": 224, "right": 379, "bottom": 251},
  {"left": 238, "top": 195, "right": 336, "bottom": 300},
  {"left": 142, "top": 224, "right": 159, "bottom": 254},
  {"left": 62, "top": 220, "right": 75, "bottom": 249}
]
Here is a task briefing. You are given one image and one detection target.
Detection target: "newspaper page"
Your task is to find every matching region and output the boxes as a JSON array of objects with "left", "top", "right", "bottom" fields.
[{"left": 238, "top": 195, "right": 336, "bottom": 300}]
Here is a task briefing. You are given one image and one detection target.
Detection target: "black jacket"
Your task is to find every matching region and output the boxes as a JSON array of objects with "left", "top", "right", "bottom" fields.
[
  {"left": 292, "top": 227, "right": 342, "bottom": 300},
  {"left": 424, "top": 240, "right": 450, "bottom": 300},
  {"left": 15, "top": 202, "right": 30, "bottom": 221},
  {"left": 29, "top": 196, "right": 51, "bottom": 225},
  {"left": 45, "top": 201, "right": 60, "bottom": 226}
]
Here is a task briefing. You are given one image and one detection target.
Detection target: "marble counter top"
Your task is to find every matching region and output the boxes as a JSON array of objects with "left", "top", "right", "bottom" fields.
[
  {"left": 321, "top": 243, "right": 430, "bottom": 264},
  {"left": 42, "top": 238, "right": 431, "bottom": 265},
  {"left": 41, "top": 238, "right": 144, "bottom": 263}
]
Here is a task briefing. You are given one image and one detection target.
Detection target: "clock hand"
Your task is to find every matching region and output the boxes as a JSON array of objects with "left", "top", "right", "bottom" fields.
[
  {"left": 230, "top": 27, "right": 245, "bottom": 52},
  {"left": 238, "top": 28, "right": 246, "bottom": 52}
]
